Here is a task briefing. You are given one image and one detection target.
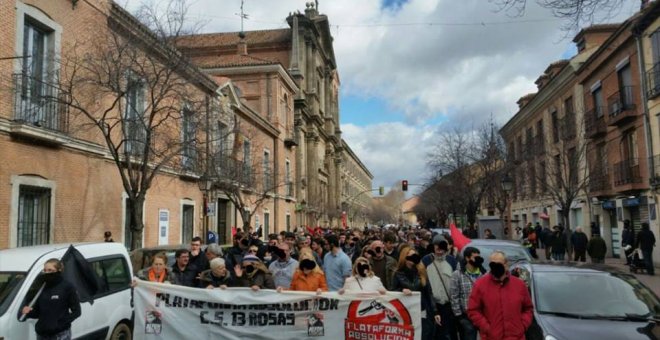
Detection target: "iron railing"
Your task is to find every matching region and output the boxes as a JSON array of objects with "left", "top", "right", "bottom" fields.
[
  {"left": 585, "top": 107, "right": 607, "bottom": 138},
  {"left": 13, "top": 73, "right": 69, "bottom": 133},
  {"left": 613, "top": 158, "right": 642, "bottom": 186},
  {"left": 607, "top": 86, "right": 636, "bottom": 118},
  {"left": 646, "top": 62, "right": 660, "bottom": 99},
  {"left": 589, "top": 166, "right": 611, "bottom": 192}
]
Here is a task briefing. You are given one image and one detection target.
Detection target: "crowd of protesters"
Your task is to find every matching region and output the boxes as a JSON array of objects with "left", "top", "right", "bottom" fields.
[{"left": 134, "top": 224, "right": 538, "bottom": 340}]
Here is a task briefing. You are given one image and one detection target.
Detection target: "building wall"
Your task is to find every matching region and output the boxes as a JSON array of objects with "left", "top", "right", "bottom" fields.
[{"left": 1, "top": 0, "right": 215, "bottom": 249}]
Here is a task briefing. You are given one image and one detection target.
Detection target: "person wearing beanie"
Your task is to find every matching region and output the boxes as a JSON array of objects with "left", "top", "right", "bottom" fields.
[
  {"left": 234, "top": 254, "right": 275, "bottom": 291},
  {"left": 199, "top": 258, "right": 235, "bottom": 289}
]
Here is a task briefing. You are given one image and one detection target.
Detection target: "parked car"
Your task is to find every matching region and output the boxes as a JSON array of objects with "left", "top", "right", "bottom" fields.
[
  {"left": 461, "top": 239, "right": 533, "bottom": 266},
  {"left": 511, "top": 262, "right": 660, "bottom": 340},
  {"left": 0, "top": 243, "right": 134, "bottom": 340}
]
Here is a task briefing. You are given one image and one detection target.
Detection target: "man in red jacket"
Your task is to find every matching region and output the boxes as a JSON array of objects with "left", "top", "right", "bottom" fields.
[{"left": 467, "top": 251, "right": 533, "bottom": 340}]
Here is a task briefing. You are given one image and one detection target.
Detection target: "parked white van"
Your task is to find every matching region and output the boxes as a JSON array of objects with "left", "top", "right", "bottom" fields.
[{"left": 0, "top": 243, "right": 134, "bottom": 340}]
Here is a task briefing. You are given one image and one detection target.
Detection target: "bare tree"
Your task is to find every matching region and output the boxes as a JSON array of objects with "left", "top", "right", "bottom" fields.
[
  {"left": 491, "top": 0, "right": 637, "bottom": 32},
  {"left": 210, "top": 122, "right": 291, "bottom": 231},
  {"left": 426, "top": 119, "right": 505, "bottom": 227},
  {"left": 46, "top": 0, "right": 212, "bottom": 250}
]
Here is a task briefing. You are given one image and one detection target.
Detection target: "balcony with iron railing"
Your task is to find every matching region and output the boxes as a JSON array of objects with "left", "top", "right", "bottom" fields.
[
  {"left": 613, "top": 158, "right": 642, "bottom": 187},
  {"left": 646, "top": 62, "right": 660, "bottom": 99},
  {"left": 213, "top": 154, "right": 254, "bottom": 187},
  {"left": 589, "top": 165, "right": 611, "bottom": 194},
  {"left": 13, "top": 73, "right": 69, "bottom": 133},
  {"left": 650, "top": 154, "right": 660, "bottom": 187},
  {"left": 585, "top": 107, "right": 607, "bottom": 139},
  {"left": 607, "top": 86, "right": 637, "bottom": 126}
]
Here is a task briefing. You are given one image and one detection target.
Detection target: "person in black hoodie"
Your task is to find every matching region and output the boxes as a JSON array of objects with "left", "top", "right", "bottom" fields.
[
  {"left": 21, "top": 258, "right": 81, "bottom": 340},
  {"left": 392, "top": 246, "right": 440, "bottom": 340}
]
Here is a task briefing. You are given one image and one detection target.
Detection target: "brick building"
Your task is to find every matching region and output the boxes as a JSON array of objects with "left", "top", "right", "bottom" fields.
[
  {"left": 0, "top": 0, "right": 220, "bottom": 249},
  {"left": 503, "top": 4, "right": 660, "bottom": 264}
]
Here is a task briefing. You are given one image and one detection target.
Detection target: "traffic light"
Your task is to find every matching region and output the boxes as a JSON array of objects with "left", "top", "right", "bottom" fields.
[
  {"left": 379, "top": 186, "right": 384, "bottom": 195},
  {"left": 402, "top": 180, "right": 408, "bottom": 191}
]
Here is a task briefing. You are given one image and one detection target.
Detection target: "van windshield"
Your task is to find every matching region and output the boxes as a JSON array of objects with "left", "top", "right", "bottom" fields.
[{"left": 0, "top": 272, "right": 26, "bottom": 317}]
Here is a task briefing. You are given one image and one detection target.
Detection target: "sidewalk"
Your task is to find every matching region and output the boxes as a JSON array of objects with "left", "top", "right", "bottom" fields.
[{"left": 604, "top": 258, "right": 660, "bottom": 296}]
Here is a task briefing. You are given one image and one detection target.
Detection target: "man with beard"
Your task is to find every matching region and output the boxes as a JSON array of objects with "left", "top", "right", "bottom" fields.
[{"left": 368, "top": 240, "right": 397, "bottom": 290}]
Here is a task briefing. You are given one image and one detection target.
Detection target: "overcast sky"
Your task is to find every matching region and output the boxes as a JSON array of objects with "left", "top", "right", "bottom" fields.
[{"left": 125, "top": 0, "right": 640, "bottom": 194}]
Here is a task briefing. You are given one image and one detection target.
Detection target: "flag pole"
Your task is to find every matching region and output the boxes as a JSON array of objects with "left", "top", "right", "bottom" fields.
[{"left": 19, "top": 283, "right": 45, "bottom": 322}]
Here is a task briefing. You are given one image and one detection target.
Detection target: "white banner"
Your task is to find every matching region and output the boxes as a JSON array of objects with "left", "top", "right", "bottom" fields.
[{"left": 133, "top": 280, "right": 422, "bottom": 340}]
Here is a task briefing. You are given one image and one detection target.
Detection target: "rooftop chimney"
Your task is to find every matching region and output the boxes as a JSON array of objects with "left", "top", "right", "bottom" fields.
[{"left": 237, "top": 32, "right": 247, "bottom": 55}]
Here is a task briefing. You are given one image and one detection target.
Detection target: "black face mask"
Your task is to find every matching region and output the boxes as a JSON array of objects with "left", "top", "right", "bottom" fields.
[
  {"left": 240, "top": 239, "right": 249, "bottom": 247},
  {"left": 406, "top": 254, "right": 421, "bottom": 265},
  {"left": 489, "top": 262, "right": 506, "bottom": 278},
  {"left": 357, "top": 263, "right": 369, "bottom": 277},
  {"left": 244, "top": 265, "right": 255, "bottom": 274},
  {"left": 374, "top": 247, "right": 382, "bottom": 253},
  {"left": 43, "top": 272, "right": 61, "bottom": 286},
  {"left": 300, "top": 259, "right": 317, "bottom": 271},
  {"left": 469, "top": 256, "right": 484, "bottom": 267},
  {"left": 274, "top": 249, "right": 287, "bottom": 259},
  {"left": 366, "top": 250, "right": 376, "bottom": 257}
]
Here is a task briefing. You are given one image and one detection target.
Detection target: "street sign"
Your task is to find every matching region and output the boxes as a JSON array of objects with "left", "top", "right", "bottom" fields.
[{"left": 206, "top": 202, "right": 216, "bottom": 216}]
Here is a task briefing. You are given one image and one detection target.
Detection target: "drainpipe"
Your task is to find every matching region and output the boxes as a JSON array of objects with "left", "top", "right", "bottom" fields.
[{"left": 635, "top": 34, "right": 655, "bottom": 194}]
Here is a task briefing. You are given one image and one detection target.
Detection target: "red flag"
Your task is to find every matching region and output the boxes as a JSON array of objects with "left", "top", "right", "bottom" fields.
[{"left": 450, "top": 223, "right": 471, "bottom": 251}]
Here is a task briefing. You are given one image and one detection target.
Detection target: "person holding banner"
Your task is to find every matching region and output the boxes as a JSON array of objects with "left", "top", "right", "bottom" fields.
[
  {"left": 21, "top": 259, "right": 81, "bottom": 340},
  {"left": 200, "top": 258, "right": 235, "bottom": 289},
  {"left": 286, "top": 249, "right": 328, "bottom": 293},
  {"left": 234, "top": 254, "right": 275, "bottom": 291},
  {"left": 136, "top": 253, "right": 170, "bottom": 283},
  {"left": 392, "top": 246, "right": 441, "bottom": 340},
  {"left": 339, "top": 257, "right": 387, "bottom": 294}
]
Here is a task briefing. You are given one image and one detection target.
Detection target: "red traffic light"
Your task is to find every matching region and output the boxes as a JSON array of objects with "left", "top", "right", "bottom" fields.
[{"left": 402, "top": 180, "right": 408, "bottom": 191}]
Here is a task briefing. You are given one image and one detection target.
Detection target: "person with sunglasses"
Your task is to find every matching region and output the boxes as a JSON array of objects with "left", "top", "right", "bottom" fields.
[
  {"left": 338, "top": 257, "right": 387, "bottom": 294},
  {"left": 368, "top": 240, "right": 397, "bottom": 290},
  {"left": 392, "top": 246, "right": 440, "bottom": 340},
  {"left": 234, "top": 254, "right": 275, "bottom": 291}
]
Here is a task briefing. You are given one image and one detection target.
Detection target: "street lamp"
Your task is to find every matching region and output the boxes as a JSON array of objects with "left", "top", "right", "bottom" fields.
[
  {"left": 500, "top": 174, "right": 514, "bottom": 239},
  {"left": 198, "top": 174, "right": 213, "bottom": 241}
]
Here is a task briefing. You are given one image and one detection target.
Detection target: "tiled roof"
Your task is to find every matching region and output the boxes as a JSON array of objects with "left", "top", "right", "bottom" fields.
[
  {"left": 192, "top": 54, "right": 280, "bottom": 69},
  {"left": 177, "top": 29, "right": 291, "bottom": 49}
]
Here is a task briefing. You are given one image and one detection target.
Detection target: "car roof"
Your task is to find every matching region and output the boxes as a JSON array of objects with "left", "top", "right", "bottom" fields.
[
  {"left": 519, "top": 261, "right": 629, "bottom": 275},
  {"left": 466, "top": 239, "right": 524, "bottom": 247},
  {"left": 0, "top": 242, "right": 129, "bottom": 272}
]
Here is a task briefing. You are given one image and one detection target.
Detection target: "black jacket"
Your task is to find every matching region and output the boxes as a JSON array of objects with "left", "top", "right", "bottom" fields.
[
  {"left": 551, "top": 231, "right": 567, "bottom": 253},
  {"left": 571, "top": 232, "right": 588, "bottom": 251},
  {"left": 391, "top": 267, "right": 437, "bottom": 317},
  {"left": 170, "top": 264, "right": 198, "bottom": 287},
  {"left": 622, "top": 228, "right": 635, "bottom": 247},
  {"left": 25, "top": 275, "right": 81, "bottom": 336},
  {"left": 636, "top": 229, "right": 657, "bottom": 252}
]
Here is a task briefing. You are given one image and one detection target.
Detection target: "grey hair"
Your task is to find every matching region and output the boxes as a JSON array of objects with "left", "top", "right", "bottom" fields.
[
  {"left": 206, "top": 243, "right": 224, "bottom": 257},
  {"left": 575, "top": 226, "right": 583, "bottom": 233},
  {"left": 490, "top": 250, "right": 508, "bottom": 263}
]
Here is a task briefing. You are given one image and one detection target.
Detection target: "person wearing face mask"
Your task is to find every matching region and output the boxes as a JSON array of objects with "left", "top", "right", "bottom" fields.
[
  {"left": 199, "top": 258, "right": 235, "bottom": 289},
  {"left": 234, "top": 255, "right": 275, "bottom": 291},
  {"left": 449, "top": 247, "right": 485, "bottom": 340},
  {"left": 225, "top": 232, "right": 249, "bottom": 276},
  {"left": 467, "top": 251, "right": 533, "bottom": 340},
  {"left": 285, "top": 249, "right": 328, "bottom": 294},
  {"left": 368, "top": 240, "right": 397, "bottom": 290},
  {"left": 392, "top": 246, "right": 441, "bottom": 340},
  {"left": 339, "top": 257, "right": 387, "bottom": 294},
  {"left": 21, "top": 259, "right": 81, "bottom": 340},
  {"left": 424, "top": 240, "right": 455, "bottom": 340},
  {"left": 269, "top": 243, "right": 299, "bottom": 290}
]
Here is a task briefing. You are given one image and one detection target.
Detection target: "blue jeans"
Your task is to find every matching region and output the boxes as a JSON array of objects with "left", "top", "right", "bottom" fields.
[
  {"left": 552, "top": 252, "right": 565, "bottom": 261},
  {"left": 642, "top": 250, "right": 655, "bottom": 275}
]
